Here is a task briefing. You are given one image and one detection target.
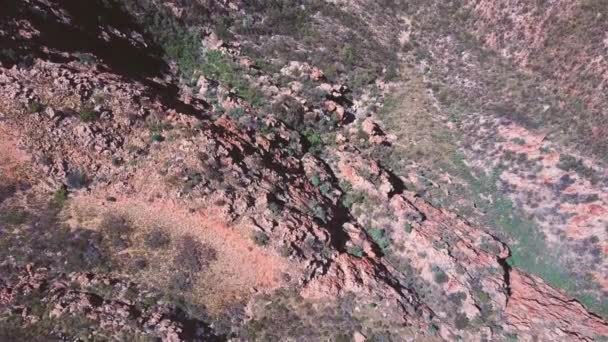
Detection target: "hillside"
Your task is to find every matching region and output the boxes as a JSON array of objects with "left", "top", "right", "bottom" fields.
[{"left": 0, "top": 0, "right": 606, "bottom": 341}]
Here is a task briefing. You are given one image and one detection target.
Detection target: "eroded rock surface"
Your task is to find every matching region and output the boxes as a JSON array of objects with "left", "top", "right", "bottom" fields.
[{"left": 0, "top": 0, "right": 606, "bottom": 341}]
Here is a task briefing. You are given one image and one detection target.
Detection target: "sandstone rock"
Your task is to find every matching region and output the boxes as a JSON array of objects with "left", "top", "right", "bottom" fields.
[
  {"left": 506, "top": 270, "right": 608, "bottom": 341},
  {"left": 361, "top": 117, "right": 389, "bottom": 145},
  {"left": 310, "top": 67, "right": 325, "bottom": 81},
  {"left": 353, "top": 331, "right": 367, "bottom": 342},
  {"left": 45, "top": 106, "right": 56, "bottom": 118}
]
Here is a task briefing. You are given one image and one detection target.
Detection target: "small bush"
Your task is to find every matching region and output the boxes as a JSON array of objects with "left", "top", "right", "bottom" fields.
[
  {"left": 511, "top": 137, "right": 525, "bottom": 145},
  {"left": 0, "top": 48, "right": 17, "bottom": 61},
  {"left": 268, "top": 201, "right": 283, "bottom": 216},
  {"left": 252, "top": 231, "right": 270, "bottom": 246},
  {"left": 341, "top": 190, "right": 366, "bottom": 209},
  {"left": 27, "top": 101, "right": 44, "bottom": 113},
  {"left": 404, "top": 222, "right": 413, "bottom": 233},
  {"left": 448, "top": 292, "right": 467, "bottom": 307},
  {"left": 66, "top": 169, "right": 88, "bottom": 189},
  {"left": 309, "top": 202, "right": 328, "bottom": 223},
  {"left": 303, "top": 130, "right": 324, "bottom": 154},
  {"left": 318, "top": 182, "right": 332, "bottom": 197},
  {"left": 50, "top": 186, "right": 68, "bottom": 209},
  {"left": 432, "top": 267, "right": 449, "bottom": 284},
  {"left": 310, "top": 174, "right": 321, "bottom": 187},
  {"left": 151, "top": 133, "right": 164, "bottom": 142},
  {"left": 557, "top": 154, "right": 596, "bottom": 181},
  {"left": 228, "top": 107, "right": 246, "bottom": 119},
  {"left": 454, "top": 313, "right": 469, "bottom": 330},
  {"left": 144, "top": 228, "right": 171, "bottom": 249},
  {"left": 347, "top": 245, "right": 364, "bottom": 258},
  {"left": 129, "top": 257, "right": 149, "bottom": 271},
  {"left": 476, "top": 291, "right": 491, "bottom": 304},
  {"left": 79, "top": 105, "right": 98, "bottom": 122},
  {"left": 368, "top": 228, "right": 390, "bottom": 251},
  {"left": 175, "top": 235, "right": 217, "bottom": 272},
  {"left": 99, "top": 215, "right": 134, "bottom": 251}
]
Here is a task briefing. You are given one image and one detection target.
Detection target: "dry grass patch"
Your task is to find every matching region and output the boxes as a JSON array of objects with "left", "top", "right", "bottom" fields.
[{"left": 67, "top": 194, "right": 293, "bottom": 315}]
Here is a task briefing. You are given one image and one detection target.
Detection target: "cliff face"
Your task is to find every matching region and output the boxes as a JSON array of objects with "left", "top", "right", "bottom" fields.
[{"left": 0, "top": 0, "right": 606, "bottom": 341}]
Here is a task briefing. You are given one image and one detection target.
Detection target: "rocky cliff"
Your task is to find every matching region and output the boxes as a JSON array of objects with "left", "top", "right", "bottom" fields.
[{"left": 0, "top": 0, "right": 606, "bottom": 341}]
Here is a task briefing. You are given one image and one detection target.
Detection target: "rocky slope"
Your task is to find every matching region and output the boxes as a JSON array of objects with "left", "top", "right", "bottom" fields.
[{"left": 0, "top": 0, "right": 606, "bottom": 341}]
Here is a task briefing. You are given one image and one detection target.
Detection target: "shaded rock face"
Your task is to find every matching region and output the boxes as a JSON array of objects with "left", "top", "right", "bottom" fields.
[
  {"left": 0, "top": 0, "right": 606, "bottom": 341},
  {"left": 506, "top": 270, "right": 608, "bottom": 341}
]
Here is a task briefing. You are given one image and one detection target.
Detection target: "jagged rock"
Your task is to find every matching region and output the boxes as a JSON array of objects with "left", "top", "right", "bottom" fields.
[
  {"left": 361, "top": 117, "right": 389, "bottom": 145},
  {"left": 506, "top": 270, "right": 608, "bottom": 341},
  {"left": 1, "top": 1, "right": 606, "bottom": 340}
]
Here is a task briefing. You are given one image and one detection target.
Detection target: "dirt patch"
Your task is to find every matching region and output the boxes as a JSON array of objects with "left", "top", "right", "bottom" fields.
[
  {"left": 67, "top": 193, "right": 292, "bottom": 314},
  {"left": 0, "top": 124, "right": 31, "bottom": 183}
]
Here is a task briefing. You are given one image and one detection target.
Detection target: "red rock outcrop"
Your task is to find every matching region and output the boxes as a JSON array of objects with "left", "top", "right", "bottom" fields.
[{"left": 506, "top": 270, "right": 608, "bottom": 341}]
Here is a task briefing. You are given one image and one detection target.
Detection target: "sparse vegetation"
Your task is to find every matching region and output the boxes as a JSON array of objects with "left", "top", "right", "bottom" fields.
[
  {"left": 347, "top": 245, "right": 364, "bottom": 258},
  {"left": 403, "top": 222, "right": 413, "bottom": 233},
  {"left": 27, "top": 101, "right": 44, "bottom": 113},
  {"left": 367, "top": 228, "right": 390, "bottom": 251},
  {"left": 99, "top": 215, "right": 134, "bottom": 251},
  {"left": 50, "top": 186, "right": 68, "bottom": 209},
  {"left": 432, "top": 266, "right": 449, "bottom": 284},
  {"left": 252, "top": 231, "right": 270, "bottom": 246},
  {"left": 454, "top": 312, "right": 470, "bottom": 330},
  {"left": 66, "top": 169, "right": 88, "bottom": 189},
  {"left": 2, "top": 0, "right": 607, "bottom": 339},
  {"left": 175, "top": 235, "right": 216, "bottom": 273},
  {"left": 144, "top": 228, "right": 171, "bottom": 249},
  {"left": 79, "top": 105, "right": 98, "bottom": 122},
  {"left": 308, "top": 201, "right": 328, "bottom": 223},
  {"left": 557, "top": 154, "right": 597, "bottom": 182},
  {"left": 150, "top": 132, "right": 164, "bottom": 142},
  {"left": 0, "top": 207, "right": 29, "bottom": 225}
]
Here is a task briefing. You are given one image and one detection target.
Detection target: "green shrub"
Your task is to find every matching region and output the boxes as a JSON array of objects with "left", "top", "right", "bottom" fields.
[
  {"left": 368, "top": 228, "right": 390, "bottom": 251},
  {"left": 66, "top": 169, "right": 88, "bottom": 189},
  {"left": 454, "top": 313, "right": 469, "bottom": 330},
  {"left": 151, "top": 133, "right": 164, "bottom": 142},
  {"left": 201, "top": 51, "right": 262, "bottom": 105},
  {"left": 347, "top": 245, "right": 364, "bottom": 258},
  {"left": 252, "top": 231, "right": 270, "bottom": 246},
  {"left": 27, "top": 101, "right": 44, "bottom": 113},
  {"left": 310, "top": 174, "right": 321, "bottom": 187},
  {"left": 79, "top": 105, "right": 97, "bottom": 122},
  {"left": 303, "top": 130, "right": 324, "bottom": 154},
  {"left": 309, "top": 202, "right": 328, "bottom": 223},
  {"left": 432, "top": 267, "right": 449, "bottom": 284},
  {"left": 404, "top": 222, "right": 413, "bottom": 233},
  {"left": 50, "top": 186, "right": 68, "bottom": 209},
  {"left": 268, "top": 201, "right": 283, "bottom": 216}
]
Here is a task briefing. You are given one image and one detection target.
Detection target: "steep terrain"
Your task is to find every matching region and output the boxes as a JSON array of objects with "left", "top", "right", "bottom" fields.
[{"left": 0, "top": 0, "right": 606, "bottom": 341}]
